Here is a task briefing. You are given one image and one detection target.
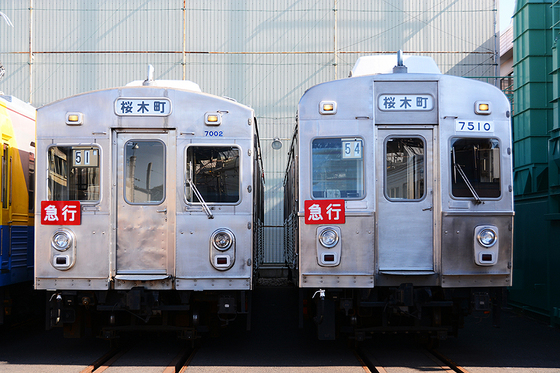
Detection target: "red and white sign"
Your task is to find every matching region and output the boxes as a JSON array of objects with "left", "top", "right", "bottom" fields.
[
  {"left": 41, "top": 201, "right": 81, "bottom": 225},
  {"left": 304, "top": 199, "right": 345, "bottom": 225}
]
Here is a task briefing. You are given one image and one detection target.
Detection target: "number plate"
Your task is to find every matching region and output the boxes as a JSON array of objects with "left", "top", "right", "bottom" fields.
[
  {"left": 455, "top": 120, "right": 494, "bottom": 133},
  {"left": 342, "top": 140, "right": 362, "bottom": 159},
  {"left": 72, "top": 147, "right": 99, "bottom": 167}
]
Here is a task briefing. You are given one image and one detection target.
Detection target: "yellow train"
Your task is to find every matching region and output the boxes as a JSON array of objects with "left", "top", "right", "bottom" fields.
[{"left": 0, "top": 94, "right": 36, "bottom": 324}]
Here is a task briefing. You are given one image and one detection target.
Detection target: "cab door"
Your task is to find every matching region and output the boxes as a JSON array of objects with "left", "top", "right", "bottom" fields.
[
  {"left": 376, "top": 128, "right": 434, "bottom": 272},
  {"left": 116, "top": 131, "right": 175, "bottom": 278}
]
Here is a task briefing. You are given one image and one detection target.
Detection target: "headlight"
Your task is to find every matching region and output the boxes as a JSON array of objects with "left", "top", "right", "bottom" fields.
[
  {"left": 319, "top": 228, "right": 339, "bottom": 248},
  {"left": 212, "top": 229, "right": 233, "bottom": 251},
  {"left": 477, "top": 228, "right": 497, "bottom": 247},
  {"left": 52, "top": 229, "right": 73, "bottom": 251}
]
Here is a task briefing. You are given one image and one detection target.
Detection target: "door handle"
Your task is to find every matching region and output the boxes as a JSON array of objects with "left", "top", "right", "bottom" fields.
[
  {"left": 422, "top": 206, "right": 433, "bottom": 211},
  {"left": 156, "top": 208, "right": 167, "bottom": 214}
]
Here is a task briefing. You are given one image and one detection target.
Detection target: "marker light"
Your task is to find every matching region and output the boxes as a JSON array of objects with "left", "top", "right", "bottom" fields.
[
  {"left": 66, "top": 112, "right": 84, "bottom": 125},
  {"left": 319, "top": 101, "right": 337, "bottom": 115},
  {"left": 205, "top": 112, "right": 222, "bottom": 126},
  {"left": 481, "top": 254, "right": 493, "bottom": 262},
  {"left": 475, "top": 101, "right": 491, "bottom": 115},
  {"left": 323, "top": 254, "right": 335, "bottom": 262},
  {"left": 214, "top": 255, "right": 231, "bottom": 268}
]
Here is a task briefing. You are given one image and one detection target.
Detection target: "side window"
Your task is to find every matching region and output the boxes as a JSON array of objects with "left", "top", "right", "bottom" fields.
[
  {"left": 312, "top": 138, "right": 364, "bottom": 199},
  {"left": 124, "top": 140, "right": 165, "bottom": 204},
  {"left": 186, "top": 146, "right": 240, "bottom": 203},
  {"left": 385, "top": 137, "right": 425, "bottom": 200},
  {"left": 28, "top": 152, "right": 35, "bottom": 212},
  {"left": 2, "top": 144, "right": 8, "bottom": 208},
  {"left": 451, "top": 138, "right": 500, "bottom": 198},
  {"left": 48, "top": 146, "right": 100, "bottom": 201}
]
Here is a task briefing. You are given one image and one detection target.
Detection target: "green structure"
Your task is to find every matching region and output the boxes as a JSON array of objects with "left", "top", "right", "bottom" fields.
[{"left": 510, "top": 0, "right": 560, "bottom": 326}]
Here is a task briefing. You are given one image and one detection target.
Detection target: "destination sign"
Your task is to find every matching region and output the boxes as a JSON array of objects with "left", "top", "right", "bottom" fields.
[
  {"left": 378, "top": 94, "right": 434, "bottom": 111},
  {"left": 115, "top": 97, "right": 172, "bottom": 116}
]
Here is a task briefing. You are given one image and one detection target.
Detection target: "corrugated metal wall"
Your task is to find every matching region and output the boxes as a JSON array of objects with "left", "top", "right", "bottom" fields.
[{"left": 0, "top": 0, "right": 498, "bottom": 265}]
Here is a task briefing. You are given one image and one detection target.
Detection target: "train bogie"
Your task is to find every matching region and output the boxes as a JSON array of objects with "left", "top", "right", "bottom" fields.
[
  {"left": 285, "top": 54, "right": 513, "bottom": 340},
  {"left": 35, "top": 71, "right": 264, "bottom": 338}
]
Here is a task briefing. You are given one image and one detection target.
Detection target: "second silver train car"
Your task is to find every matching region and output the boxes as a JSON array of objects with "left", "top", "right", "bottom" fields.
[
  {"left": 284, "top": 54, "right": 513, "bottom": 341},
  {"left": 35, "top": 70, "right": 264, "bottom": 338}
]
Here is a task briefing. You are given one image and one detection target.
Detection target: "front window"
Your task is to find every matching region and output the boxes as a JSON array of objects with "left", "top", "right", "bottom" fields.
[
  {"left": 186, "top": 146, "right": 240, "bottom": 203},
  {"left": 124, "top": 140, "right": 165, "bottom": 204},
  {"left": 48, "top": 145, "right": 100, "bottom": 201},
  {"left": 451, "top": 138, "right": 501, "bottom": 199},
  {"left": 312, "top": 138, "right": 364, "bottom": 199},
  {"left": 385, "top": 137, "right": 425, "bottom": 200}
]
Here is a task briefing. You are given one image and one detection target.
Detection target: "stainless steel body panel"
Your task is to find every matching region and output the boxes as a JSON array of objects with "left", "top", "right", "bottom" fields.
[
  {"left": 175, "top": 213, "right": 253, "bottom": 290},
  {"left": 441, "top": 212, "right": 513, "bottom": 287},
  {"left": 299, "top": 216, "right": 375, "bottom": 288}
]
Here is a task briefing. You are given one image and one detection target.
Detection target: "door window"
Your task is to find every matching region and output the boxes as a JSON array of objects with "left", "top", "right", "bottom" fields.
[
  {"left": 124, "top": 140, "right": 165, "bottom": 204},
  {"left": 385, "top": 137, "right": 425, "bottom": 200}
]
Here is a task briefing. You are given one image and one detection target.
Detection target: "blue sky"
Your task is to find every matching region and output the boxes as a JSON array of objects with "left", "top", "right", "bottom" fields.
[{"left": 500, "top": 0, "right": 515, "bottom": 32}]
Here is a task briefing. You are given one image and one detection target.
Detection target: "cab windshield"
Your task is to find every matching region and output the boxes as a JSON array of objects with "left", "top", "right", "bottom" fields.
[
  {"left": 186, "top": 146, "right": 240, "bottom": 203},
  {"left": 451, "top": 138, "right": 500, "bottom": 199},
  {"left": 47, "top": 145, "right": 100, "bottom": 201}
]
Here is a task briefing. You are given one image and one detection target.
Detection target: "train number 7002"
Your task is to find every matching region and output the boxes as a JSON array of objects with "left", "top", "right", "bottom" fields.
[{"left": 204, "top": 130, "right": 224, "bottom": 137}]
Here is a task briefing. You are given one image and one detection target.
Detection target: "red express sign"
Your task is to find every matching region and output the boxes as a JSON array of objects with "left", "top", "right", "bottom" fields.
[
  {"left": 304, "top": 199, "right": 345, "bottom": 225},
  {"left": 41, "top": 201, "right": 81, "bottom": 225}
]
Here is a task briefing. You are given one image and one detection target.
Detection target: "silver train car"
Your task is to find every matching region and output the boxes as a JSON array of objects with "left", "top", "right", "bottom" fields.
[
  {"left": 35, "top": 70, "right": 264, "bottom": 338},
  {"left": 284, "top": 54, "right": 513, "bottom": 341}
]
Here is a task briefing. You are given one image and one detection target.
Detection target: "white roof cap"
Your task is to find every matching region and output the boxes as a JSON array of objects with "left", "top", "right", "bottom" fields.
[
  {"left": 125, "top": 79, "right": 202, "bottom": 92},
  {"left": 350, "top": 55, "right": 441, "bottom": 76}
]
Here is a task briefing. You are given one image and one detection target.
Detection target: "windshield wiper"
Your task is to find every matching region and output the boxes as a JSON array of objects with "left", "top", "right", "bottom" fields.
[
  {"left": 452, "top": 148, "right": 482, "bottom": 205},
  {"left": 187, "top": 178, "right": 214, "bottom": 219}
]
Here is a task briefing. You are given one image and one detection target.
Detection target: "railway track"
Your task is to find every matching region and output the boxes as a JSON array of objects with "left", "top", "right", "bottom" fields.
[
  {"left": 79, "top": 344, "right": 196, "bottom": 373},
  {"left": 81, "top": 339, "right": 469, "bottom": 373},
  {"left": 355, "top": 345, "right": 471, "bottom": 373}
]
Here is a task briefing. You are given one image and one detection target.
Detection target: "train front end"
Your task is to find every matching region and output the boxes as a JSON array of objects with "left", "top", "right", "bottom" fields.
[
  {"left": 289, "top": 55, "right": 513, "bottom": 341},
  {"left": 35, "top": 77, "right": 263, "bottom": 338}
]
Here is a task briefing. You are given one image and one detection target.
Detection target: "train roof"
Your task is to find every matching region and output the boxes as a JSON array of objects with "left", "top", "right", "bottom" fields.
[
  {"left": 125, "top": 79, "right": 201, "bottom": 92},
  {"left": 298, "top": 55, "right": 510, "bottom": 123},
  {"left": 350, "top": 54, "right": 441, "bottom": 76},
  {"left": 0, "top": 94, "right": 36, "bottom": 119}
]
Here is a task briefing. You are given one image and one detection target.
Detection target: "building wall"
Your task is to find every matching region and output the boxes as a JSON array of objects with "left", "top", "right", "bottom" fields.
[
  {"left": 509, "top": 0, "right": 560, "bottom": 326},
  {"left": 0, "top": 0, "right": 499, "bottom": 265}
]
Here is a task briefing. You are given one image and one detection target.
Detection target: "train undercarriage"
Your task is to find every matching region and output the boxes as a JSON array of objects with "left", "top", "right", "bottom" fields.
[
  {"left": 46, "top": 288, "right": 251, "bottom": 339},
  {"left": 301, "top": 284, "right": 504, "bottom": 342}
]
